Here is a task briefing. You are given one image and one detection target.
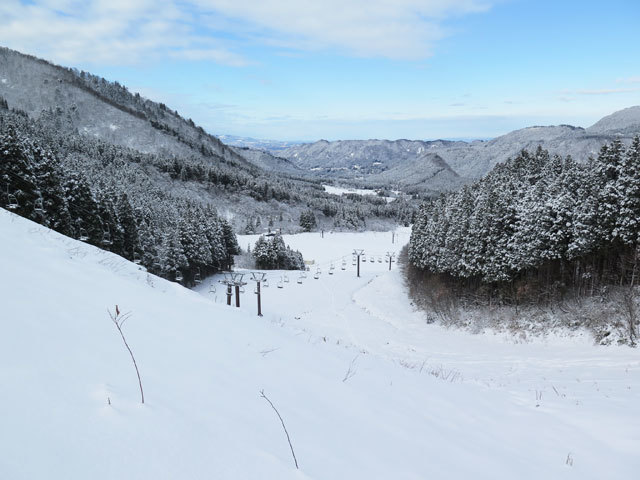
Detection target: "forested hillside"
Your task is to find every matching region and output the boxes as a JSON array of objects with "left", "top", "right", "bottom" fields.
[
  {"left": 0, "top": 110, "right": 240, "bottom": 285},
  {"left": 408, "top": 140, "right": 640, "bottom": 343},
  {"left": 0, "top": 47, "right": 416, "bottom": 234}
]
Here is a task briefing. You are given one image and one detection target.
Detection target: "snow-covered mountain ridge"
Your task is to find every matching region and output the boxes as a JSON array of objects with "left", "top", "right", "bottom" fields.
[{"left": 275, "top": 107, "right": 640, "bottom": 189}]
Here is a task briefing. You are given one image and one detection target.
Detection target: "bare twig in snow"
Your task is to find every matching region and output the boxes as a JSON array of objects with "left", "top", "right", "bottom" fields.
[
  {"left": 342, "top": 355, "right": 359, "bottom": 382},
  {"left": 108, "top": 305, "right": 144, "bottom": 404},
  {"left": 260, "top": 347, "right": 280, "bottom": 357},
  {"left": 260, "top": 390, "right": 299, "bottom": 469}
]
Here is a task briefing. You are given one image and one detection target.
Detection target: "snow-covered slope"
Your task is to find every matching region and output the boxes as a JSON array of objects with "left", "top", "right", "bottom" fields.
[
  {"left": 587, "top": 106, "right": 640, "bottom": 135},
  {"left": 1, "top": 209, "right": 639, "bottom": 479}
]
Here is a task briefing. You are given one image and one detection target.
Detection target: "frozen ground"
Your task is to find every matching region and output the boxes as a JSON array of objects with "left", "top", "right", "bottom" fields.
[
  {"left": 1, "top": 209, "right": 639, "bottom": 479},
  {"left": 323, "top": 184, "right": 395, "bottom": 202}
]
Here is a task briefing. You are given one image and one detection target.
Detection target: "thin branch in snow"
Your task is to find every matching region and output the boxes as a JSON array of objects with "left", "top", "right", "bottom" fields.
[
  {"left": 260, "top": 390, "right": 299, "bottom": 469},
  {"left": 108, "top": 305, "right": 145, "bottom": 404},
  {"left": 342, "top": 355, "right": 359, "bottom": 382}
]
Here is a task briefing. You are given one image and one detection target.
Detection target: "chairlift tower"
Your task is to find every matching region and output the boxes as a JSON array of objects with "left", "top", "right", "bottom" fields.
[
  {"left": 251, "top": 272, "right": 267, "bottom": 316},
  {"left": 385, "top": 252, "right": 396, "bottom": 271},
  {"left": 353, "top": 249, "right": 365, "bottom": 277}
]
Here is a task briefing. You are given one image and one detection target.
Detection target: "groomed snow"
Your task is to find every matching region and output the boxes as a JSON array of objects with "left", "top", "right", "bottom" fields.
[{"left": 2, "top": 210, "right": 639, "bottom": 479}]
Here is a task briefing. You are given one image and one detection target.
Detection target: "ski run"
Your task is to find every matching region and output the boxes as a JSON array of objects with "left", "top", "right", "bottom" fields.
[{"left": 1, "top": 208, "right": 639, "bottom": 479}]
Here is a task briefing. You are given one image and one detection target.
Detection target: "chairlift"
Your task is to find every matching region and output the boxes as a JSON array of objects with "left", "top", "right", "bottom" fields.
[
  {"left": 175, "top": 271, "right": 184, "bottom": 283},
  {"left": 370, "top": 256, "right": 374, "bottom": 263},
  {"left": 194, "top": 269, "right": 202, "bottom": 284},
  {"left": 316, "top": 266, "right": 321, "bottom": 274},
  {"left": 300, "top": 271, "right": 307, "bottom": 279},
  {"left": 313, "top": 272, "right": 320, "bottom": 280},
  {"left": 362, "top": 256, "right": 367, "bottom": 262},
  {"left": 297, "top": 275, "right": 303, "bottom": 284},
  {"left": 263, "top": 279, "right": 269, "bottom": 288},
  {"left": 209, "top": 283, "right": 217, "bottom": 293},
  {"left": 240, "top": 286, "right": 245, "bottom": 294},
  {"left": 102, "top": 227, "right": 112, "bottom": 246},
  {"left": 34, "top": 196, "right": 44, "bottom": 213},
  {"left": 5, "top": 185, "right": 18, "bottom": 210},
  {"left": 341, "top": 260, "right": 347, "bottom": 270},
  {"left": 79, "top": 228, "right": 89, "bottom": 242},
  {"left": 133, "top": 253, "right": 142, "bottom": 265},
  {"left": 329, "top": 264, "right": 335, "bottom": 275},
  {"left": 283, "top": 274, "right": 289, "bottom": 283},
  {"left": 378, "top": 256, "right": 382, "bottom": 263},
  {"left": 277, "top": 278, "right": 284, "bottom": 289}
]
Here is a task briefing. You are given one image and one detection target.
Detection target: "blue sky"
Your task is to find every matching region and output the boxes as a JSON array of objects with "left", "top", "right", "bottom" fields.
[{"left": 2, "top": 0, "right": 639, "bottom": 141}]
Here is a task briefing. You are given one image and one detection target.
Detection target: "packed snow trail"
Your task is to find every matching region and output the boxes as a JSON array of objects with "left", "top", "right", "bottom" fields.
[{"left": 2, "top": 210, "right": 639, "bottom": 479}]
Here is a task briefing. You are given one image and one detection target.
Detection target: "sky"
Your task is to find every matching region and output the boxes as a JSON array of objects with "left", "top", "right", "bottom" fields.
[{"left": 1, "top": 0, "right": 639, "bottom": 141}]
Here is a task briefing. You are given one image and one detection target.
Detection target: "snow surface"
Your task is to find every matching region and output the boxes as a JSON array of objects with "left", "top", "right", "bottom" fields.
[
  {"left": 323, "top": 184, "right": 395, "bottom": 203},
  {"left": 1, "top": 210, "right": 639, "bottom": 479}
]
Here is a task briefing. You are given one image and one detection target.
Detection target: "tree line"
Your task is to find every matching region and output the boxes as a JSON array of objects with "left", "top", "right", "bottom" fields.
[
  {"left": 409, "top": 139, "right": 640, "bottom": 305},
  {"left": 1, "top": 112, "right": 239, "bottom": 285}
]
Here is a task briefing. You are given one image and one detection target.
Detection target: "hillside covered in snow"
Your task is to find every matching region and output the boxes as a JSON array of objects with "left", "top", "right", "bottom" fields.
[{"left": 1, "top": 208, "right": 638, "bottom": 479}]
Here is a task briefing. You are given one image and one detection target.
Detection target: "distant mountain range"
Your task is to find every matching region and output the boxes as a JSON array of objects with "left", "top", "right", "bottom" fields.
[
  {"left": 237, "top": 107, "right": 640, "bottom": 193},
  {"left": 217, "top": 134, "right": 305, "bottom": 151}
]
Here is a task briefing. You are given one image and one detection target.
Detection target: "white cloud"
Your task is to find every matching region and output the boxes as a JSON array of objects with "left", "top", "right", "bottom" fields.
[
  {"left": 194, "top": 0, "right": 492, "bottom": 59},
  {"left": 577, "top": 87, "right": 640, "bottom": 95},
  {"left": 0, "top": 0, "right": 493, "bottom": 66},
  {"left": 0, "top": 0, "right": 246, "bottom": 66},
  {"left": 616, "top": 76, "right": 640, "bottom": 84}
]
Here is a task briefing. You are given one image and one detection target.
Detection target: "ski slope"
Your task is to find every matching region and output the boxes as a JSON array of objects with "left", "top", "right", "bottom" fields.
[{"left": 1, "top": 209, "right": 639, "bottom": 479}]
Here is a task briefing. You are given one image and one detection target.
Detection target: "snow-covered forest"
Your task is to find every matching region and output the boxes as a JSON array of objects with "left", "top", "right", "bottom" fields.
[{"left": 409, "top": 140, "right": 640, "bottom": 342}]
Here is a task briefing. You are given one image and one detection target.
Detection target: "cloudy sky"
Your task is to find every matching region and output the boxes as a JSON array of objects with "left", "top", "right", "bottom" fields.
[{"left": 1, "top": 0, "right": 639, "bottom": 141}]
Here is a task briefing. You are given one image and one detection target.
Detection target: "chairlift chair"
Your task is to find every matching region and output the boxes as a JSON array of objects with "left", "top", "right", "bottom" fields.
[
  {"left": 263, "top": 279, "right": 269, "bottom": 288},
  {"left": 297, "top": 275, "right": 303, "bottom": 284},
  {"left": 6, "top": 188, "right": 18, "bottom": 210},
  {"left": 378, "top": 256, "right": 382, "bottom": 263},
  {"left": 277, "top": 279, "right": 284, "bottom": 289},
  {"left": 175, "top": 271, "right": 184, "bottom": 283},
  {"left": 240, "top": 286, "right": 245, "bottom": 294},
  {"left": 102, "top": 227, "right": 112, "bottom": 246},
  {"left": 300, "top": 271, "right": 307, "bottom": 279},
  {"left": 79, "top": 228, "right": 89, "bottom": 242},
  {"left": 362, "top": 256, "right": 367, "bottom": 262},
  {"left": 209, "top": 284, "right": 217, "bottom": 293},
  {"left": 34, "top": 197, "right": 44, "bottom": 213},
  {"left": 329, "top": 264, "right": 335, "bottom": 275},
  {"left": 283, "top": 274, "right": 289, "bottom": 283},
  {"left": 370, "top": 256, "right": 374, "bottom": 263},
  {"left": 313, "top": 272, "right": 320, "bottom": 280},
  {"left": 194, "top": 269, "right": 202, "bottom": 284}
]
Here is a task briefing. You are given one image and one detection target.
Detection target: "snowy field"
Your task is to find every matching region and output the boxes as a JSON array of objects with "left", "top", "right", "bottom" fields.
[
  {"left": 1, "top": 209, "right": 639, "bottom": 479},
  {"left": 323, "top": 184, "right": 396, "bottom": 202}
]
